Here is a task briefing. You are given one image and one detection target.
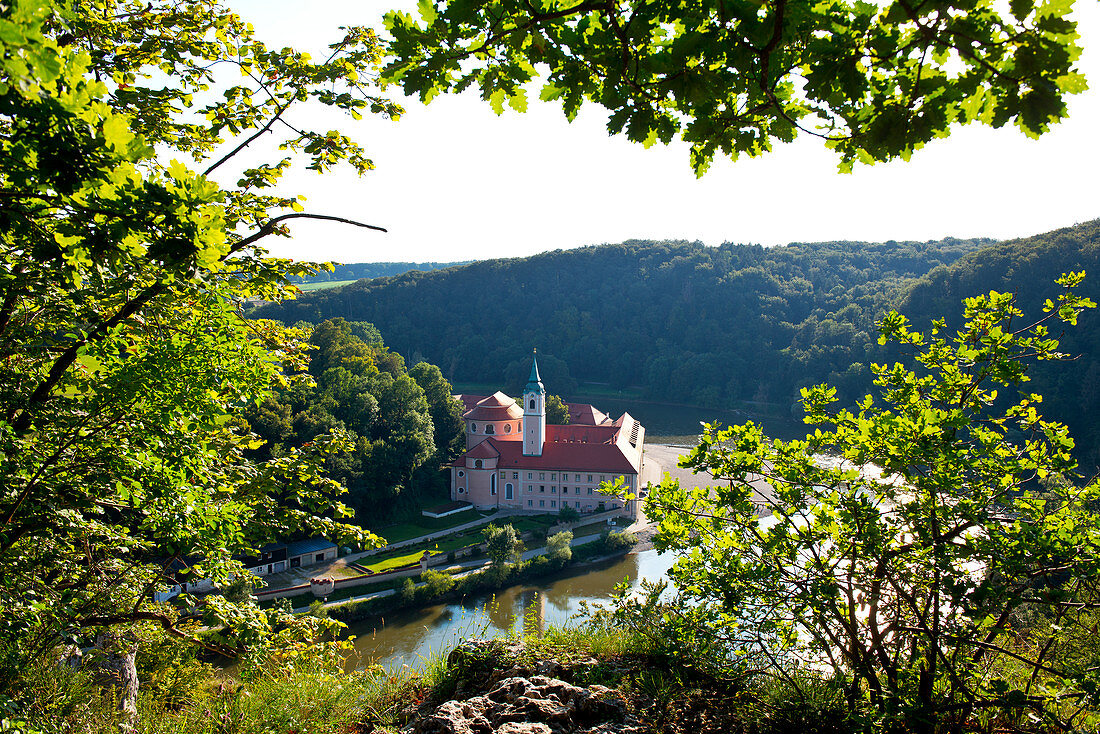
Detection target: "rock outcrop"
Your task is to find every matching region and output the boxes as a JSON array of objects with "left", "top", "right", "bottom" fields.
[{"left": 403, "top": 641, "right": 648, "bottom": 734}]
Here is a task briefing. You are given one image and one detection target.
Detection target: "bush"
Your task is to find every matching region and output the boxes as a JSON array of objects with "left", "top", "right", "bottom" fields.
[
  {"left": 557, "top": 505, "right": 580, "bottom": 523},
  {"left": 420, "top": 569, "right": 455, "bottom": 600},
  {"left": 546, "top": 530, "right": 573, "bottom": 566},
  {"left": 599, "top": 530, "right": 637, "bottom": 555},
  {"left": 399, "top": 578, "right": 416, "bottom": 604}
]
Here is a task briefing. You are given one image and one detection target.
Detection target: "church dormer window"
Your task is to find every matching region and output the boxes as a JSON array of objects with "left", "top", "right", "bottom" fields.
[
  {"left": 475, "top": 459, "right": 483, "bottom": 468},
  {"left": 486, "top": 424, "right": 495, "bottom": 434},
  {"left": 504, "top": 424, "right": 511, "bottom": 433},
  {"left": 470, "top": 423, "right": 477, "bottom": 433}
]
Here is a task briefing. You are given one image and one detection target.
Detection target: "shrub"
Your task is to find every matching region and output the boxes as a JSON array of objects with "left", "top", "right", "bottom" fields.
[
  {"left": 599, "top": 530, "right": 637, "bottom": 554},
  {"left": 399, "top": 578, "right": 416, "bottom": 604},
  {"left": 557, "top": 505, "right": 580, "bottom": 523},
  {"left": 420, "top": 569, "right": 455, "bottom": 600},
  {"left": 546, "top": 530, "right": 573, "bottom": 566}
]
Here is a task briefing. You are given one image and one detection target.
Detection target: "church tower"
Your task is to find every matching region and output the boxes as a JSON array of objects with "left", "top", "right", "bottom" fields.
[{"left": 522, "top": 349, "right": 545, "bottom": 456}]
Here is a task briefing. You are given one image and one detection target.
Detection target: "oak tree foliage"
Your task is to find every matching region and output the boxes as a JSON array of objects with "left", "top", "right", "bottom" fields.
[{"left": 384, "top": 0, "right": 1086, "bottom": 174}]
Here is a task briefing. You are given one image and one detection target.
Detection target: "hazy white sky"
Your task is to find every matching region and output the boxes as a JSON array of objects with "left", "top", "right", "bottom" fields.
[{"left": 224, "top": 0, "right": 1100, "bottom": 264}]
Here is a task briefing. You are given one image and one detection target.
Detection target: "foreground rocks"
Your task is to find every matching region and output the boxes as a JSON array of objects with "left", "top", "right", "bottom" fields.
[{"left": 402, "top": 641, "right": 648, "bottom": 734}]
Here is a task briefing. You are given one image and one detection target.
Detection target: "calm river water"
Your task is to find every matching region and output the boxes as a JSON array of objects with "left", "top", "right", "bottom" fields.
[{"left": 344, "top": 549, "right": 676, "bottom": 671}]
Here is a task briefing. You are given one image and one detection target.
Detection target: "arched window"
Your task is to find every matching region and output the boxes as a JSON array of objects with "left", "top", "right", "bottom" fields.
[
  {"left": 529, "top": 399, "right": 535, "bottom": 410},
  {"left": 485, "top": 424, "right": 495, "bottom": 434},
  {"left": 475, "top": 459, "right": 483, "bottom": 469},
  {"left": 505, "top": 483, "right": 513, "bottom": 500},
  {"left": 491, "top": 475, "right": 497, "bottom": 495},
  {"left": 504, "top": 423, "right": 511, "bottom": 433}
]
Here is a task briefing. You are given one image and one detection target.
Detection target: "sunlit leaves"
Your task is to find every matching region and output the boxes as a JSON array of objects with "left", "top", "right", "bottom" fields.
[{"left": 385, "top": 0, "right": 1084, "bottom": 174}]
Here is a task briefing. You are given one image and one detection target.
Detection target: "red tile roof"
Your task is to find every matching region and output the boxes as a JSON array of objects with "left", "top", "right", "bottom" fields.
[
  {"left": 545, "top": 424, "right": 618, "bottom": 445},
  {"left": 455, "top": 394, "right": 487, "bottom": 412},
  {"left": 565, "top": 402, "right": 611, "bottom": 425},
  {"left": 463, "top": 391, "right": 523, "bottom": 421},
  {"left": 490, "top": 437, "right": 638, "bottom": 474},
  {"left": 465, "top": 441, "right": 500, "bottom": 459}
]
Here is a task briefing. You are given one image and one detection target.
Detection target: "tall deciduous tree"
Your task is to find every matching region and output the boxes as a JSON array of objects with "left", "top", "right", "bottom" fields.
[
  {"left": 646, "top": 274, "right": 1100, "bottom": 730},
  {"left": 0, "top": 0, "right": 394, "bottom": 663},
  {"left": 385, "top": 0, "right": 1085, "bottom": 174}
]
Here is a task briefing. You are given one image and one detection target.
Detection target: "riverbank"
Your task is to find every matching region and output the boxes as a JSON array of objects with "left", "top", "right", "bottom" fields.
[{"left": 317, "top": 528, "right": 640, "bottom": 626}]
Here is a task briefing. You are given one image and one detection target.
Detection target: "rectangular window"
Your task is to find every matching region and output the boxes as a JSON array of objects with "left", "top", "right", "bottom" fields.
[
  {"left": 562, "top": 487, "right": 569, "bottom": 494},
  {"left": 540, "top": 485, "right": 545, "bottom": 492},
  {"left": 551, "top": 500, "right": 556, "bottom": 508},
  {"left": 513, "top": 472, "right": 519, "bottom": 479},
  {"left": 527, "top": 472, "right": 533, "bottom": 479},
  {"left": 528, "top": 499, "right": 533, "bottom": 507},
  {"left": 539, "top": 500, "right": 545, "bottom": 507},
  {"left": 600, "top": 475, "right": 606, "bottom": 482},
  {"left": 575, "top": 474, "right": 581, "bottom": 481},
  {"left": 587, "top": 474, "right": 593, "bottom": 482},
  {"left": 587, "top": 488, "right": 593, "bottom": 495},
  {"left": 551, "top": 486, "right": 557, "bottom": 493},
  {"left": 539, "top": 472, "right": 545, "bottom": 480}
]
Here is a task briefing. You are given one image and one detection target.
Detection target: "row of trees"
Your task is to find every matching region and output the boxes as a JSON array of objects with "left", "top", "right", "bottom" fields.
[{"left": 288, "top": 261, "right": 466, "bottom": 284}]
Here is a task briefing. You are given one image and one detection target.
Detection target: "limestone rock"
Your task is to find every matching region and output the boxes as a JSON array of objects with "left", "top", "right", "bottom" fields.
[{"left": 404, "top": 669, "right": 635, "bottom": 734}]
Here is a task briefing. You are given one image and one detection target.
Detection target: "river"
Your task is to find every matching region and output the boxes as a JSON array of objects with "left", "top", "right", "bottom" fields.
[{"left": 344, "top": 548, "right": 676, "bottom": 671}]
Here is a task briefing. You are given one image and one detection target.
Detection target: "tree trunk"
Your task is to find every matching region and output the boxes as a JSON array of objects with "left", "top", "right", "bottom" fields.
[{"left": 94, "top": 630, "right": 139, "bottom": 729}]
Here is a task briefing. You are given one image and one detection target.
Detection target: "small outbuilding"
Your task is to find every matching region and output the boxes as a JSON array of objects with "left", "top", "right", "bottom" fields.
[{"left": 286, "top": 538, "right": 338, "bottom": 568}]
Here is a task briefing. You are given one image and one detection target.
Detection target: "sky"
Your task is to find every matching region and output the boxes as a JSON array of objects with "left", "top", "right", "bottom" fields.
[{"left": 224, "top": 0, "right": 1100, "bottom": 264}]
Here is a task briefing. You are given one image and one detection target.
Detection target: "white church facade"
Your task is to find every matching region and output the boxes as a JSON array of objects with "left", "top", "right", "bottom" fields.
[{"left": 450, "top": 352, "right": 645, "bottom": 519}]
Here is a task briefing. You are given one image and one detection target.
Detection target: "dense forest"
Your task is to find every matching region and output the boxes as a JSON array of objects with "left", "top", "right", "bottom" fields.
[
  {"left": 244, "top": 319, "right": 465, "bottom": 525},
  {"left": 260, "top": 224, "right": 1100, "bottom": 467},
  {"left": 289, "top": 260, "right": 468, "bottom": 284},
  {"left": 258, "top": 237, "right": 989, "bottom": 407},
  {"left": 897, "top": 220, "right": 1100, "bottom": 467}
]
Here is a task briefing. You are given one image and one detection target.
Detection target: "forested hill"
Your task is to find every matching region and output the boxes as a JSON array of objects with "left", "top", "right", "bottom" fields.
[
  {"left": 257, "top": 237, "right": 988, "bottom": 407},
  {"left": 897, "top": 219, "right": 1100, "bottom": 467},
  {"left": 289, "top": 260, "right": 468, "bottom": 284}
]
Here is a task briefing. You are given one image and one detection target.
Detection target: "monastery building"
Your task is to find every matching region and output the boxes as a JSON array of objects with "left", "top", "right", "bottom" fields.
[{"left": 451, "top": 352, "right": 645, "bottom": 519}]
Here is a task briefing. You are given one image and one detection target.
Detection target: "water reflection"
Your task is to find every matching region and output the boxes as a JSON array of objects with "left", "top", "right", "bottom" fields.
[{"left": 346, "top": 549, "right": 675, "bottom": 670}]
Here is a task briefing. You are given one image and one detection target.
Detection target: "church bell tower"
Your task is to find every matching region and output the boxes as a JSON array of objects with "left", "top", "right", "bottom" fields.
[{"left": 522, "top": 349, "right": 545, "bottom": 456}]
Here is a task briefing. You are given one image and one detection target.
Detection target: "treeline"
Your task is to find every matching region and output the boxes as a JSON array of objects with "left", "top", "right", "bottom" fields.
[
  {"left": 896, "top": 220, "right": 1100, "bottom": 468},
  {"left": 290, "top": 261, "right": 468, "bottom": 284},
  {"left": 258, "top": 237, "right": 988, "bottom": 407},
  {"left": 244, "top": 318, "right": 465, "bottom": 526}
]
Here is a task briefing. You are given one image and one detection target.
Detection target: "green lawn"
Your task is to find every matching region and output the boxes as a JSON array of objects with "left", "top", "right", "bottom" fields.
[
  {"left": 296, "top": 279, "right": 358, "bottom": 291},
  {"left": 374, "top": 509, "right": 482, "bottom": 544},
  {"left": 572, "top": 519, "right": 617, "bottom": 538},
  {"left": 362, "top": 532, "right": 483, "bottom": 573}
]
